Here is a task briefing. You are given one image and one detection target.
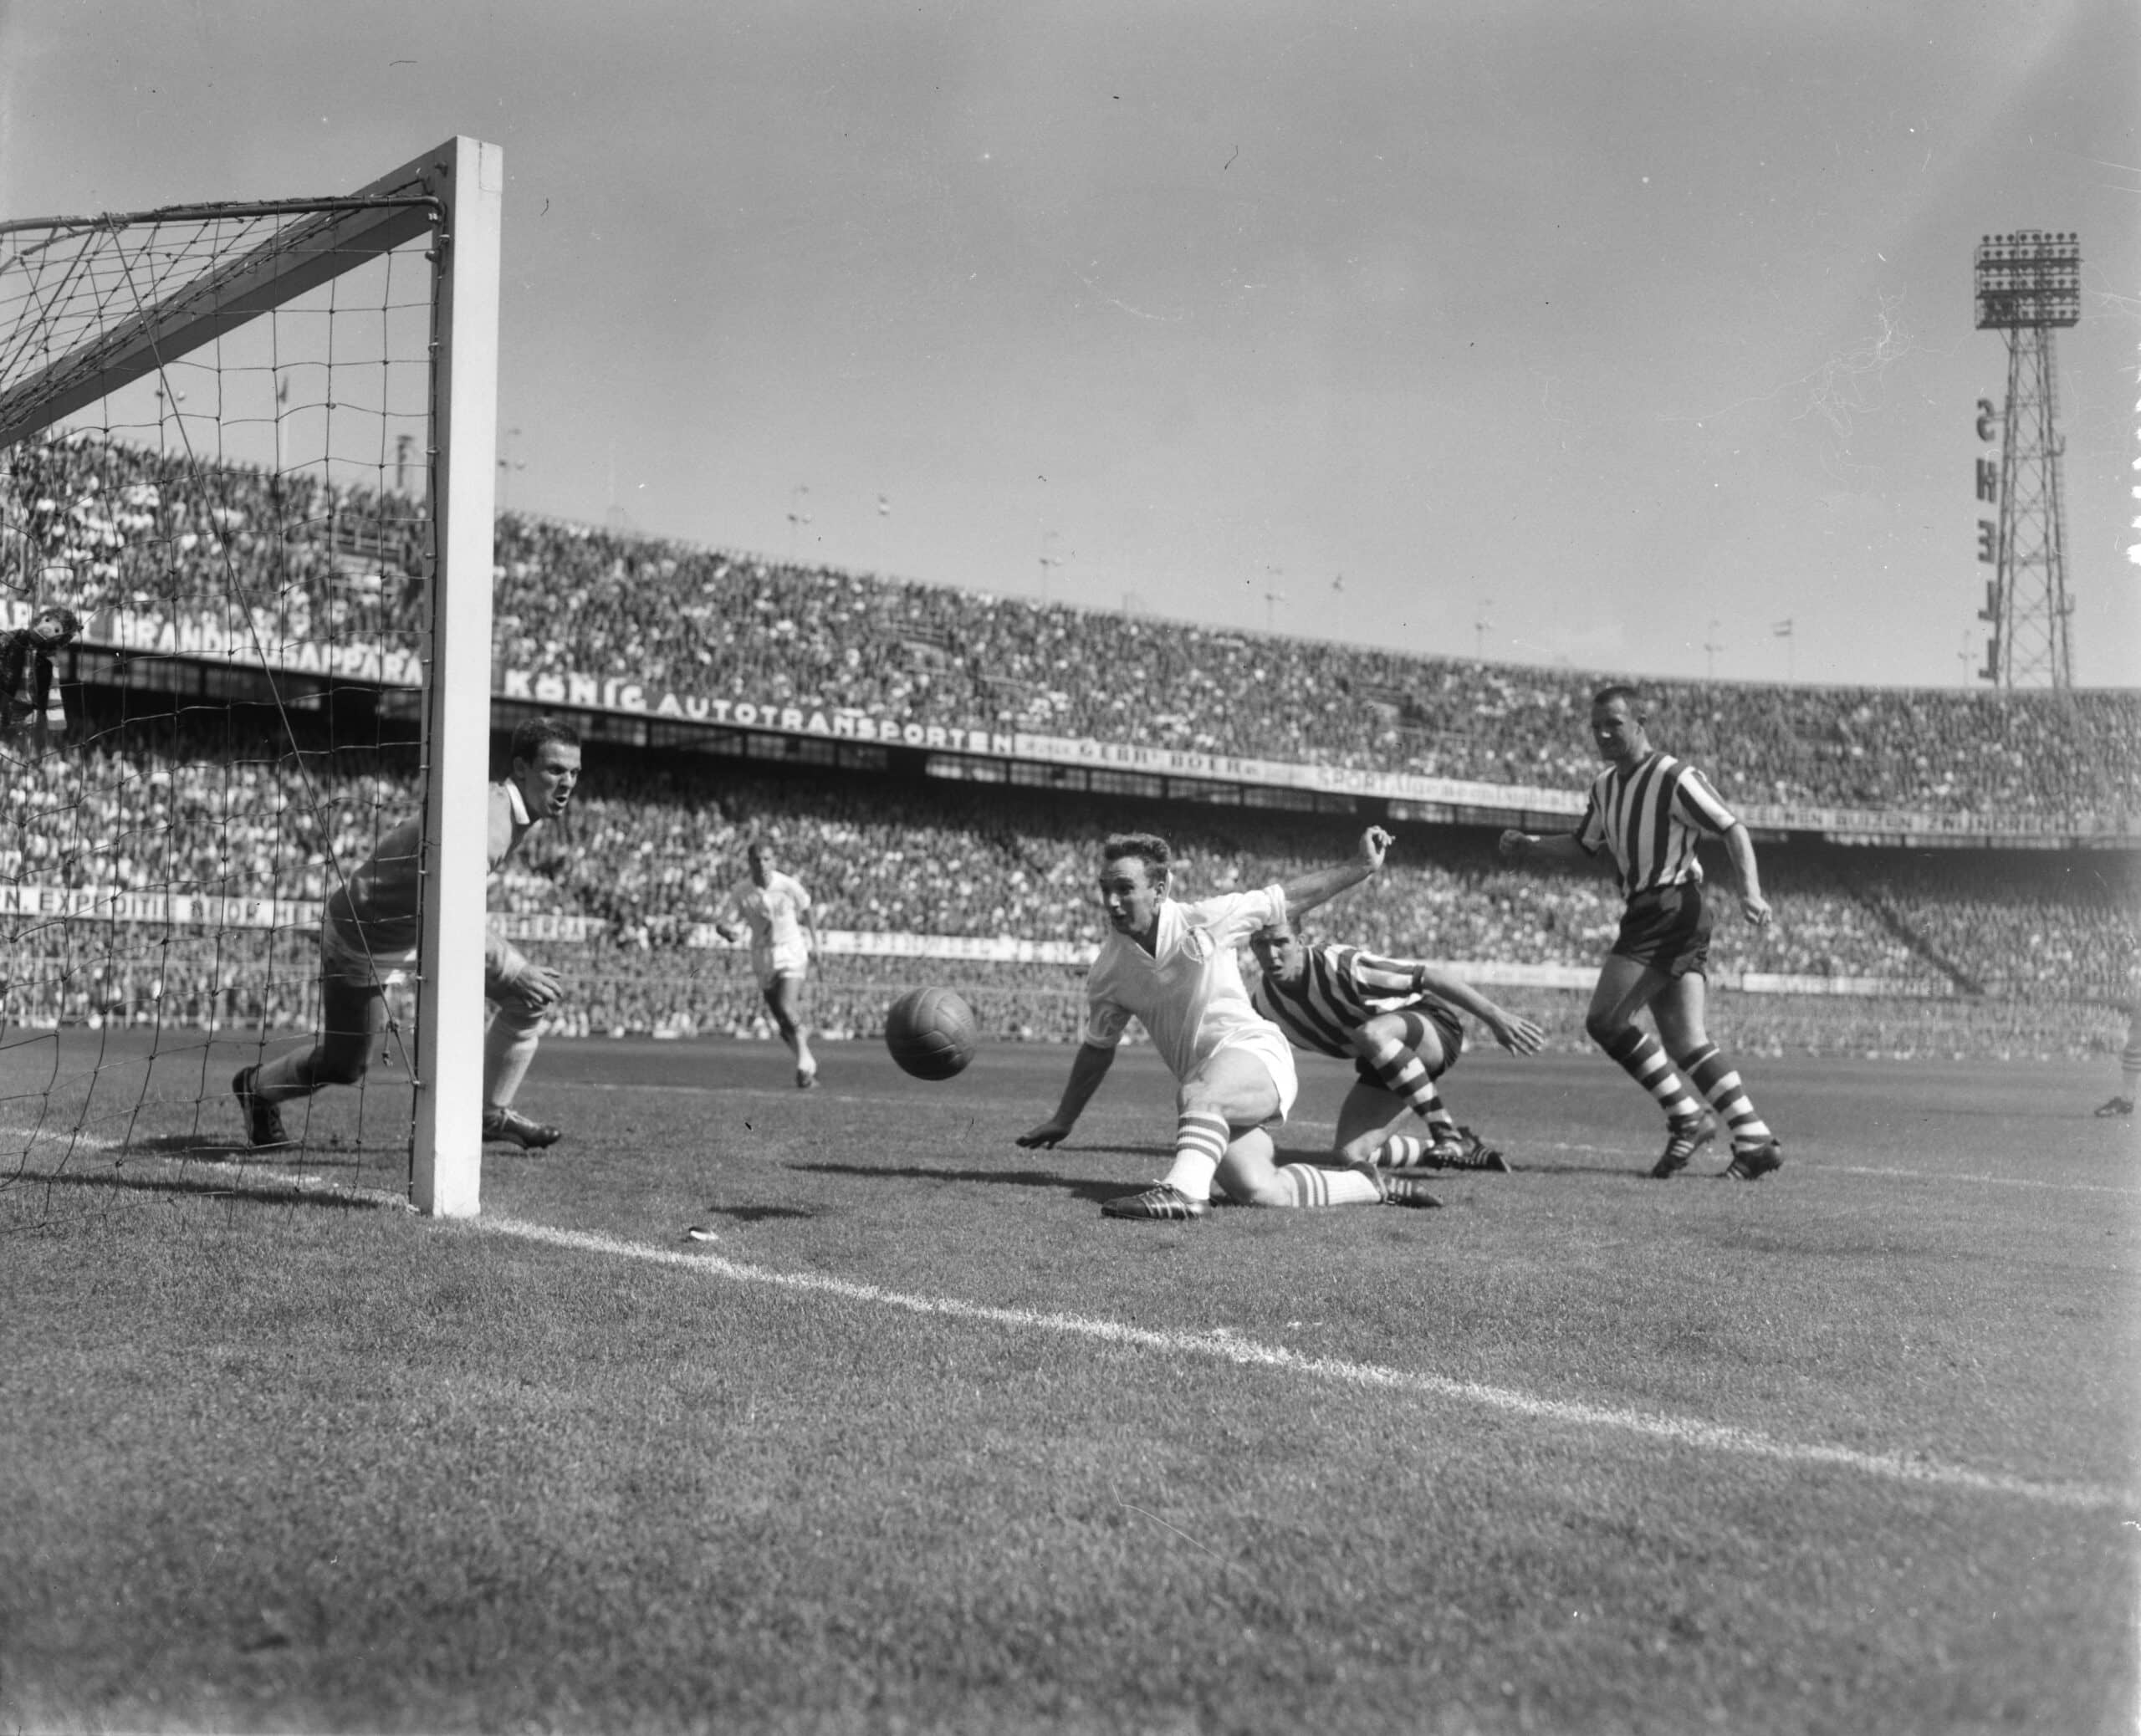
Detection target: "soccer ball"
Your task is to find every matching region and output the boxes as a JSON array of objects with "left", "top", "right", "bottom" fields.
[{"left": 884, "top": 986, "right": 978, "bottom": 1080}]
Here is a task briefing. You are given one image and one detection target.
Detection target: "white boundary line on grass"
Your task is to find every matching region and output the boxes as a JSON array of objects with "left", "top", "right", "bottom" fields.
[
  {"left": 483, "top": 1213, "right": 2130, "bottom": 1516},
  {"left": 0, "top": 1127, "right": 421, "bottom": 1212},
  {"left": 20, "top": 1134, "right": 2129, "bottom": 1515}
]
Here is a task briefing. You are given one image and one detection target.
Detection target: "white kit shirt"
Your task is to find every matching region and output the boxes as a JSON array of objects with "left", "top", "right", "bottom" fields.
[
  {"left": 1082, "top": 884, "right": 1291, "bottom": 1083},
  {"left": 729, "top": 870, "right": 814, "bottom": 976}
]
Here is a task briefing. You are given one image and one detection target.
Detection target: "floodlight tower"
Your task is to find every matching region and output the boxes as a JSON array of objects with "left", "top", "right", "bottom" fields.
[{"left": 1971, "top": 229, "right": 2079, "bottom": 689}]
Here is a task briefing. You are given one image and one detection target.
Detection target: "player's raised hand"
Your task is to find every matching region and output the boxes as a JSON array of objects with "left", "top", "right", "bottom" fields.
[
  {"left": 1015, "top": 1117, "right": 1074, "bottom": 1150},
  {"left": 1358, "top": 825, "right": 1393, "bottom": 871}
]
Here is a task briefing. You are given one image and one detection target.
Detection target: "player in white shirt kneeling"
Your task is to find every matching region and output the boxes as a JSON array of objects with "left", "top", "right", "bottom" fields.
[{"left": 1016, "top": 825, "right": 1444, "bottom": 1219}]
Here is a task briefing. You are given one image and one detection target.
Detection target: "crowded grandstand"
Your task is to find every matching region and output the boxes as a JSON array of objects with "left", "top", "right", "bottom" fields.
[{"left": 3, "top": 431, "right": 2136, "bottom": 1064}]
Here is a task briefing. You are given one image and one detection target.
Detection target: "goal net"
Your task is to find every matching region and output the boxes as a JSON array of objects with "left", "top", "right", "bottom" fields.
[{"left": 0, "top": 137, "right": 500, "bottom": 1222}]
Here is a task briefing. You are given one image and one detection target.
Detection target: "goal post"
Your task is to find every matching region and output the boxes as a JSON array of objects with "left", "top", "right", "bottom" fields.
[
  {"left": 0, "top": 135, "right": 502, "bottom": 1219},
  {"left": 411, "top": 140, "right": 503, "bottom": 1218}
]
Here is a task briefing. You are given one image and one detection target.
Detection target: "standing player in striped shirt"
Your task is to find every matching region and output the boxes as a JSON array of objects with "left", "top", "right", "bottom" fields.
[
  {"left": 1498, "top": 684, "right": 1784, "bottom": 1180},
  {"left": 1247, "top": 917, "right": 1545, "bottom": 1172}
]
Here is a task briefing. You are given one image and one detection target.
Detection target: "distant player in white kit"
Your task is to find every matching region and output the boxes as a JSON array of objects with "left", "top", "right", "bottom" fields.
[
  {"left": 1017, "top": 825, "right": 1444, "bottom": 1218},
  {"left": 716, "top": 838, "right": 821, "bottom": 1089}
]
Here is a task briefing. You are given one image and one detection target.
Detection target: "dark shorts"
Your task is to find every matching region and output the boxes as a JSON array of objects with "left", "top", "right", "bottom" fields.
[
  {"left": 1610, "top": 882, "right": 1714, "bottom": 978},
  {"left": 1351, "top": 1003, "right": 1465, "bottom": 1086}
]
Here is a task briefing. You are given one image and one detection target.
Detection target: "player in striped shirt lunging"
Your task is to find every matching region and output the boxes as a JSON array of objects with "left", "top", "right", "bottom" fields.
[
  {"left": 1247, "top": 917, "right": 1545, "bottom": 1173},
  {"left": 1498, "top": 684, "right": 1784, "bottom": 1181}
]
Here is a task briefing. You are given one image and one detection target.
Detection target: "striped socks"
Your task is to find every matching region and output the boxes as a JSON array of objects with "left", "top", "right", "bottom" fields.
[
  {"left": 1358, "top": 1030, "right": 1452, "bottom": 1128},
  {"left": 1378, "top": 1133, "right": 1431, "bottom": 1169},
  {"left": 1270, "top": 1165, "right": 1385, "bottom": 1208},
  {"left": 1674, "top": 1042, "right": 1774, "bottom": 1149},
  {"left": 1601, "top": 1029, "right": 1702, "bottom": 1122},
  {"left": 1161, "top": 1111, "right": 1230, "bottom": 1203}
]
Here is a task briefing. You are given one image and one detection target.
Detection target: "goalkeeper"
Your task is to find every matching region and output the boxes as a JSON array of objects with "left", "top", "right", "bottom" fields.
[{"left": 233, "top": 717, "right": 582, "bottom": 1151}]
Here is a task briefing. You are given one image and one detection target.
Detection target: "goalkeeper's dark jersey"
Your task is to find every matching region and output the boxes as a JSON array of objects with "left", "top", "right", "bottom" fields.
[
  {"left": 324, "top": 779, "right": 529, "bottom": 956},
  {"left": 1249, "top": 943, "right": 1445, "bottom": 1059}
]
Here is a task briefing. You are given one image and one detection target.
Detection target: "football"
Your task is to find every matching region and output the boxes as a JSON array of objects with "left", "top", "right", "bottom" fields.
[{"left": 884, "top": 985, "right": 978, "bottom": 1080}]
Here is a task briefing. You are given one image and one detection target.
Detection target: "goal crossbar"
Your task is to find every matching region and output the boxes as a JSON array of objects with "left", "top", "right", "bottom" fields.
[{"left": 0, "top": 145, "right": 459, "bottom": 451}]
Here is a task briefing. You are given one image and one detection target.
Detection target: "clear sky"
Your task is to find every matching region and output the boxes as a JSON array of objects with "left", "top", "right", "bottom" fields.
[{"left": 4, "top": 0, "right": 2136, "bottom": 689}]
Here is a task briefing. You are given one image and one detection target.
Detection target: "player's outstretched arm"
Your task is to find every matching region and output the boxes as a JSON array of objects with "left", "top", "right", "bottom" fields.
[
  {"left": 1497, "top": 829, "right": 1589, "bottom": 869},
  {"left": 1016, "top": 1042, "right": 1116, "bottom": 1148},
  {"left": 1281, "top": 825, "right": 1392, "bottom": 921},
  {"left": 1409, "top": 962, "right": 1547, "bottom": 1054},
  {"left": 1720, "top": 823, "right": 1773, "bottom": 929}
]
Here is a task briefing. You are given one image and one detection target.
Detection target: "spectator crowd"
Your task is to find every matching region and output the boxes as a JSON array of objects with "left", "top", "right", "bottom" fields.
[
  {"left": 6, "top": 433, "right": 2135, "bottom": 833},
  {"left": 2, "top": 720, "right": 2129, "bottom": 1059},
  {"left": 5, "top": 428, "right": 424, "bottom": 666},
  {"left": 492, "top": 511, "right": 2140, "bottom": 830}
]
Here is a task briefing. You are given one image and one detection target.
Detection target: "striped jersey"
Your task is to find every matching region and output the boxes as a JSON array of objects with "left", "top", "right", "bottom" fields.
[
  {"left": 1577, "top": 751, "right": 1739, "bottom": 897},
  {"left": 1250, "top": 943, "right": 1441, "bottom": 1059}
]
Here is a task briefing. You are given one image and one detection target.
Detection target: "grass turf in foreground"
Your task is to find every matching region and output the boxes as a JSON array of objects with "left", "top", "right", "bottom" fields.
[{"left": 3, "top": 1035, "right": 2136, "bottom": 1734}]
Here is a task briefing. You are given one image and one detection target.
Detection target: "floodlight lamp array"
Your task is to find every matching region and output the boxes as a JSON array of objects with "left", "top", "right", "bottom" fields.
[{"left": 1972, "top": 229, "right": 2081, "bottom": 329}]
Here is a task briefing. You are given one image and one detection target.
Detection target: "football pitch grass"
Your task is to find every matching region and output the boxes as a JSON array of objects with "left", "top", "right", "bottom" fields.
[{"left": 3, "top": 1031, "right": 2136, "bottom": 1735}]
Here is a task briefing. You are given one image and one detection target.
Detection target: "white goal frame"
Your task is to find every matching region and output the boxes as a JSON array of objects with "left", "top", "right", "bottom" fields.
[{"left": 0, "top": 136, "right": 503, "bottom": 1217}]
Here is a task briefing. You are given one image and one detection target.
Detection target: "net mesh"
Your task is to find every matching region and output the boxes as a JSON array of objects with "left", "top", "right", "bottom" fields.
[{"left": 0, "top": 201, "right": 442, "bottom": 1221}]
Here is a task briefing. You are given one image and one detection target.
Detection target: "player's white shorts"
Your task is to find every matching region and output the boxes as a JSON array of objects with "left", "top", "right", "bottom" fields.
[
  {"left": 1209, "top": 1026, "right": 1299, "bottom": 1122},
  {"left": 319, "top": 919, "right": 521, "bottom": 997},
  {"left": 752, "top": 941, "right": 810, "bottom": 993}
]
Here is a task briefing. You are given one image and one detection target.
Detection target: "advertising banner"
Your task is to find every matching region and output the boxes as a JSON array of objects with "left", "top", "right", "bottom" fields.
[
  {"left": 50, "top": 599, "right": 426, "bottom": 687},
  {"left": 25, "top": 584, "right": 2121, "bottom": 844},
  {"left": 497, "top": 662, "right": 1587, "bottom": 814}
]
